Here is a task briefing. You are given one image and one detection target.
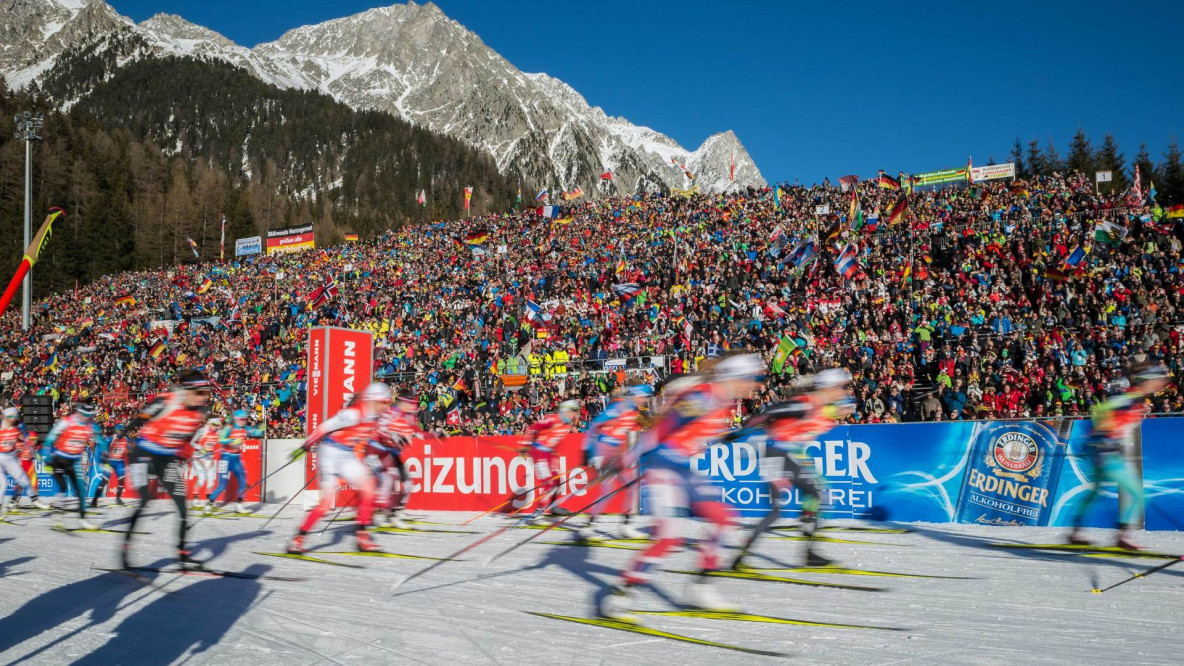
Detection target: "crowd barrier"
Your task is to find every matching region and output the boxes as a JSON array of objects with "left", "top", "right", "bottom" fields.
[{"left": 14, "top": 419, "right": 1180, "bottom": 531}]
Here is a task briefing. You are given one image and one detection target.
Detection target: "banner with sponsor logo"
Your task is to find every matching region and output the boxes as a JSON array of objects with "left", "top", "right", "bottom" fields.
[
  {"left": 265, "top": 224, "right": 315, "bottom": 256},
  {"left": 235, "top": 236, "right": 263, "bottom": 257},
  {"left": 913, "top": 167, "right": 969, "bottom": 186},
  {"left": 30, "top": 442, "right": 263, "bottom": 502},
  {"left": 970, "top": 163, "right": 1016, "bottom": 182},
  {"left": 687, "top": 418, "right": 1182, "bottom": 530},
  {"left": 398, "top": 434, "right": 633, "bottom": 514},
  {"left": 305, "top": 327, "right": 374, "bottom": 495}
]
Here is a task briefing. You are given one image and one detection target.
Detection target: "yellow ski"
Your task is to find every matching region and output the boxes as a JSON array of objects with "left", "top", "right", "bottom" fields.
[{"left": 527, "top": 612, "right": 787, "bottom": 656}]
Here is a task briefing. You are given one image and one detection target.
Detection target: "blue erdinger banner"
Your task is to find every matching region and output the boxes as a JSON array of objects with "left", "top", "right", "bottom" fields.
[{"left": 685, "top": 417, "right": 1180, "bottom": 530}]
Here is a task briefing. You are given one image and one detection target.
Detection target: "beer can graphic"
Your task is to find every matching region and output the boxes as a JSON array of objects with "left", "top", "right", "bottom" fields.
[{"left": 955, "top": 420, "right": 1072, "bottom": 526}]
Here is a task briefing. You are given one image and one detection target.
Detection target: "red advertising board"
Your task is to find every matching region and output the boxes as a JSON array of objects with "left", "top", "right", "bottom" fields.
[
  {"left": 103, "top": 440, "right": 264, "bottom": 502},
  {"left": 305, "top": 327, "right": 374, "bottom": 495},
  {"left": 396, "top": 434, "right": 634, "bottom": 514}
]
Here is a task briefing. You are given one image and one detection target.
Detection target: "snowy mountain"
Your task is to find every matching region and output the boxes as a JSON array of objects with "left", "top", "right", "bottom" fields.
[{"left": 1, "top": 0, "right": 765, "bottom": 194}]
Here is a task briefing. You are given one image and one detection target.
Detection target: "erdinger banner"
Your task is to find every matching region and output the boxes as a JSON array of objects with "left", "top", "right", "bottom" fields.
[
  {"left": 29, "top": 442, "right": 262, "bottom": 502},
  {"left": 692, "top": 418, "right": 1183, "bottom": 530},
  {"left": 305, "top": 327, "right": 373, "bottom": 495},
  {"left": 398, "top": 434, "right": 633, "bottom": 514},
  {"left": 265, "top": 224, "right": 315, "bottom": 255}
]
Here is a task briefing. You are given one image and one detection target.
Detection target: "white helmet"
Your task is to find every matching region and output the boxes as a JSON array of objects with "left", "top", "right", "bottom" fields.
[
  {"left": 559, "top": 399, "right": 580, "bottom": 413},
  {"left": 360, "top": 382, "right": 392, "bottom": 403},
  {"left": 713, "top": 353, "right": 765, "bottom": 382},
  {"left": 811, "top": 368, "right": 853, "bottom": 390},
  {"left": 208, "top": 417, "right": 223, "bottom": 426},
  {"left": 2, "top": 407, "right": 18, "bottom": 420}
]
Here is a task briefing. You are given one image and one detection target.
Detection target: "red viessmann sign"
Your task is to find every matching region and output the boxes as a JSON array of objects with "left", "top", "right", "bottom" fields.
[{"left": 305, "top": 327, "right": 374, "bottom": 492}]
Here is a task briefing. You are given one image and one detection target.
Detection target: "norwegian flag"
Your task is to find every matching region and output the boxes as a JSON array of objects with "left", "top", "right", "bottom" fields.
[{"left": 307, "top": 279, "right": 339, "bottom": 309}]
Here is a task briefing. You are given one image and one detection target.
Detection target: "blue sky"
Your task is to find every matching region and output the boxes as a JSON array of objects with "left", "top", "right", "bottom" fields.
[{"left": 108, "top": 0, "right": 1184, "bottom": 185}]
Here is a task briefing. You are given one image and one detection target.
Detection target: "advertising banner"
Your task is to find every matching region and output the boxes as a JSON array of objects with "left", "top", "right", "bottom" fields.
[
  {"left": 398, "top": 434, "right": 632, "bottom": 514},
  {"left": 32, "top": 442, "right": 264, "bottom": 503},
  {"left": 265, "top": 224, "right": 315, "bottom": 256},
  {"left": 688, "top": 418, "right": 1168, "bottom": 529},
  {"left": 913, "top": 167, "right": 969, "bottom": 186},
  {"left": 235, "top": 236, "right": 263, "bottom": 257},
  {"left": 305, "top": 327, "right": 374, "bottom": 495},
  {"left": 969, "top": 163, "right": 1016, "bottom": 182}
]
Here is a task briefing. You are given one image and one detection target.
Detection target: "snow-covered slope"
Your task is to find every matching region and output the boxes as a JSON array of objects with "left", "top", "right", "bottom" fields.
[{"left": 1, "top": 0, "right": 765, "bottom": 194}]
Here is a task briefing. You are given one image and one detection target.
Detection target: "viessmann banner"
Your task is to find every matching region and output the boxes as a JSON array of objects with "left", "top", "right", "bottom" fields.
[
  {"left": 265, "top": 224, "right": 315, "bottom": 255},
  {"left": 305, "top": 327, "right": 374, "bottom": 496},
  {"left": 686, "top": 417, "right": 1184, "bottom": 530}
]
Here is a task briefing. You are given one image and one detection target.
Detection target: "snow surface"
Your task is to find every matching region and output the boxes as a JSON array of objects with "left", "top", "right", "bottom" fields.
[{"left": 1, "top": 505, "right": 1182, "bottom": 665}]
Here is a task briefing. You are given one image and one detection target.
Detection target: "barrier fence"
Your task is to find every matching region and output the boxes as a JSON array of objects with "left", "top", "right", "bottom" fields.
[{"left": 14, "top": 417, "right": 1181, "bottom": 531}]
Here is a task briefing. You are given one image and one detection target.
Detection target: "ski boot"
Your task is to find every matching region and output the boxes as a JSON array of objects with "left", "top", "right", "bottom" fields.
[
  {"left": 178, "top": 549, "right": 205, "bottom": 570},
  {"left": 550, "top": 506, "right": 573, "bottom": 517},
  {"left": 1067, "top": 529, "right": 1092, "bottom": 546},
  {"left": 287, "top": 534, "right": 307, "bottom": 555},
  {"left": 597, "top": 585, "right": 638, "bottom": 623},
  {"left": 78, "top": 518, "right": 98, "bottom": 531},
  {"left": 356, "top": 530, "right": 383, "bottom": 553},
  {"left": 389, "top": 510, "right": 410, "bottom": 530},
  {"left": 618, "top": 521, "right": 646, "bottom": 540},
  {"left": 1116, "top": 527, "right": 1143, "bottom": 551},
  {"left": 233, "top": 501, "right": 246, "bottom": 514},
  {"left": 576, "top": 523, "right": 605, "bottom": 542},
  {"left": 805, "top": 547, "right": 834, "bottom": 567},
  {"left": 33, "top": 498, "right": 50, "bottom": 510},
  {"left": 685, "top": 576, "right": 740, "bottom": 612}
]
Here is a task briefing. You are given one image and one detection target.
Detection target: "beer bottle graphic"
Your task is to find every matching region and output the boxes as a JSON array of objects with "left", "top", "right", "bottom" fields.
[{"left": 955, "top": 419, "right": 1072, "bottom": 526}]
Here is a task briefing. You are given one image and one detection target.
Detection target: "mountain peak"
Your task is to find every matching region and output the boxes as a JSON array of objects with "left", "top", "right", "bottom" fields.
[{"left": 141, "top": 13, "right": 236, "bottom": 49}]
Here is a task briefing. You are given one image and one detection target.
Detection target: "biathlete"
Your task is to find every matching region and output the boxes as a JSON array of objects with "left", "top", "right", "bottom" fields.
[
  {"left": 729, "top": 368, "right": 854, "bottom": 570},
  {"left": 42, "top": 403, "right": 104, "bottom": 530},
  {"left": 287, "top": 383, "right": 392, "bottom": 555},
  {"left": 523, "top": 400, "right": 581, "bottom": 524},
  {"left": 373, "top": 395, "right": 431, "bottom": 529},
  {"left": 189, "top": 417, "right": 222, "bottom": 510},
  {"left": 88, "top": 425, "right": 130, "bottom": 508},
  {"left": 1068, "top": 362, "right": 1170, "bottom": 550},
  {"left": 210, "top": 410, "right": 264, "bottom": 513},
  {"left": 598, "top": 353, "right": 765, "bottom": 622},
  {"left": 0, "top": 407, "right": 39, "bottom": 513},
  {"left": 121, "top": 369, "right": 211, "bottom": 569},
  {"left": 576, "top": 384, "right": 652, "bottom": 541}
]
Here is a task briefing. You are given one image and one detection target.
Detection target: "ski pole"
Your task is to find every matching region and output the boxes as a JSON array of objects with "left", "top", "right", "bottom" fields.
[
  {"left": 190, "top": 455, "right": 303, "bottom": 528},
  {"left": 392, "top": 467, "right": 599, "bottom": 592},
  {"left": 463, "top": 469, "right": 569, "bottom": 525},
  {"left": 1090, "top": 556, "right": 1183, "bottom": 594},
  {"left": 486, "top": 473, "right": 641, "bottom": 564},
  {"left": 257, "top": 475, "right": 315, "bottom": 532},
  {"left": 319, "top": 498, "right": 353, "bottom": 535}
]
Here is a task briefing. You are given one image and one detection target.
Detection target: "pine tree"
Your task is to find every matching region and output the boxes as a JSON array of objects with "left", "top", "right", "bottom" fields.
[
  {"left": 1010, "top": 137, "right": 1026, "bottom": 178},
  {"left": 1026, "top": 140, "right": 1046, "bottom": 177},
  {"left": 1067, "top": 127, "right": 1094, "bottom": 177},
  {"left": 1045, "top": 137, "right": 1065, "bottom": 174},
  {"left": 1093, "top": 133, "right": 1127, "bottom": 192},
  {"left": 1135, "top": 142, "right": 1155, "bottom": 188},
  {"left": 1161, "top": 137, "right": 1184, "bottom": 205}
]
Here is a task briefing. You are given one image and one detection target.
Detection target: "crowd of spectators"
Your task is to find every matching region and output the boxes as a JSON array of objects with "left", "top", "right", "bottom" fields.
[{"left": 1, "top": 168, "right": 1180, "bottom": 437}]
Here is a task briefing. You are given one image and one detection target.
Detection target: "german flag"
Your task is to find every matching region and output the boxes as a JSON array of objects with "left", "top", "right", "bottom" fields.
[
  {"left": 344, "top": 233, "right": 359, "bottom": 242},
  {"left": 465, "top": 230, "right": 489, "bottom": 245},
  {"left": 115, "top": 294, "right": 136, "bottom": 307},
  {"left": 876, "top": 173, "right": 901, "bottom": 190},
  {"left": 888, "top": 194, "right": 909, "bottom": 226},
  {"left": 149, "top": 339, "right": 166, "bottom": 359},
  {"left": 197, "top": 277, "right": 213, "bottom": 294},
  {"left": 1043, "top": 267, "right": 1068, "bottom": 282},
  {"left": 1168, "top": 204, "right": 1184, "bottom": 219}
]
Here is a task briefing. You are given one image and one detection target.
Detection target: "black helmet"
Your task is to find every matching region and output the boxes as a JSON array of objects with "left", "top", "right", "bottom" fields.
[
  {"left": 74, "top": 402, "right": 97, "bottom": 418},
  {"left": 1131, "top": 362, "right": 1169, "bottom": 384},
  {"left": 177, "top": 368, "right": 210, "bottom": 391}
]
